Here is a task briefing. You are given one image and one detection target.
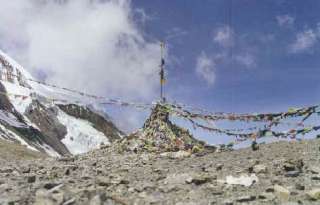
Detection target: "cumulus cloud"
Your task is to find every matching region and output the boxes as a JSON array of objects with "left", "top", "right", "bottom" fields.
[
  {"left": 289, "top": 29, "right": 318, "bottom": 53},
  {"left": 276, "top": 15, "right": 295, "bottom": 28},
  {"left": 195, "top": 25, "right": 258, "bottom": 86},
  {"left": 213, "top": 25, "right": 257, "bottom": 68},
  {"left": 235, "top": 53, "right": 256, "bottom": 68},
  {"left": 195, "top": 52, "right": 215, "bottom": 85},
  {"left": 165, "top": 27, "right": 188, "bottom": 41},
  {"left": 213, "top": 25, "right": 234, "bottom": 47},
  {"left": 0, "top": 0, "right": 160, "bottom": 101}
]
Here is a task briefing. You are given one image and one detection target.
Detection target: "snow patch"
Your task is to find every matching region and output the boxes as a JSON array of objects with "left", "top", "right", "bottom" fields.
[
  {"left": 0, "top": 82, "right": 41, "bottom": 129},
  {"left": 0, "top": 110, "right": 27, "bottom": 128},
  {"left": 57, "top": 109, "right": 110, "bottom": 155},
  {"left": 37, "top": 143, "right": 60, "bottom": 157},
  {"left": 1, "top": 81, "right": 32, "bottom": 113},
  {"left": 0, "top": 49, "right": 34, "bottom": 81},
  {"left": 0, "top": 49, "right": 103, "bottom": 110}
]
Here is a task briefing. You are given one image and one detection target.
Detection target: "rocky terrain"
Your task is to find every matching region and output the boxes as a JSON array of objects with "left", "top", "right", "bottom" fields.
[
  {"left": 0, "top": 139, "right": 45, "bottom": 161},
  {"left": 0, "top": 137, "right": 320, "bottom": 205}
]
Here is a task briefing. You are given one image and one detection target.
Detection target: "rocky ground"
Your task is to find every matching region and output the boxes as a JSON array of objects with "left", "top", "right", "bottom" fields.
[
  {"left": 0, "top": 139, "right": 45, "bottom": 161},
  {"left": 0, "top": 138, "right": 320, "bottom": 205}
]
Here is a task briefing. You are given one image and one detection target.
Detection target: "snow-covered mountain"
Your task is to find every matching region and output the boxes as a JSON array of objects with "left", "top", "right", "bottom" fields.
[{"left": 0, "top": 49, "right": 122, "bottom": 157}]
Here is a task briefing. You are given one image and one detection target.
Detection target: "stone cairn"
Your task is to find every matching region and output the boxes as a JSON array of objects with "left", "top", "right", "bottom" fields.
[{"left": 113, "top": 104, "right": 207, "bottom": 153}]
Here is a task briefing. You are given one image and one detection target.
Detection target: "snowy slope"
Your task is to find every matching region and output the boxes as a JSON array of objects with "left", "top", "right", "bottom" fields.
[
  {"left": 1, "top": 81, "right": 33, "bottom": 113},
  {"left": 0, "top": 50, "right": 89, "bottom": 109},
  {"left": 0, "top": 49, "right": 121, "bottom": 156},
  {"left": 57, "top": 110, "right": 109, "bottom": 155}
]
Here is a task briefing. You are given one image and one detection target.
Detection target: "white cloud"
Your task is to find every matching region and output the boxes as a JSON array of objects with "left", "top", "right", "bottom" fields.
[
  {"left": 195, "top": 52, "right": 215, "bottom": 85},
  {"left": 289, "top": 29, "right": 318, "bottom": 53},
  {"left": 166, "top": 27, "right": 188, "bottom": 40},
  {"left": 213, "top": 25, "right": 234, "bottom": 47},
  {"left": 0, "top": 0, "right": 160, "bottom": 101},
  {"left": 276, "top": 15, "right": 295, "bottom": 27},
  {"left": 197, "top": 25, "right": 258, "bottom": 82},
  {"left": 134, "top": 8, "right": 152, "bottom": 24},
  {"left": 235, "top": 53, "right": 256, "bottom": 68}
]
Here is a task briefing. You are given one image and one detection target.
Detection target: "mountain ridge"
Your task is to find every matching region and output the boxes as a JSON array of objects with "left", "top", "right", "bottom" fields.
[{"left": 0, "top": 49, "right": 122, "bottom": 156}]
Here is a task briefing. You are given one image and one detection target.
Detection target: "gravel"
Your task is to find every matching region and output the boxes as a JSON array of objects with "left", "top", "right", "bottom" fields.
[{"left": 0, "top": 138, "right": 319, "bottom": 204}]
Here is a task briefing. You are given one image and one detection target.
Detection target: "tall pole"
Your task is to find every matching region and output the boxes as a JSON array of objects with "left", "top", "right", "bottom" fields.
[{"left": 160, "top": 41, "right": 165, "bottom": 103}]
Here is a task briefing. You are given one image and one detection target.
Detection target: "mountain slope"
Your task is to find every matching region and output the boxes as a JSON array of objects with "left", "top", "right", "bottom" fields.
[{"left": 0, "top": 49, "right": 122, "bottom": 156}]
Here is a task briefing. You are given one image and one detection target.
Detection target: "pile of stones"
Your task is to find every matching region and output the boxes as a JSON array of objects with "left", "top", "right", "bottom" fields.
[{"left": 112, "top": 104, "right": 207, "bottom": 154}]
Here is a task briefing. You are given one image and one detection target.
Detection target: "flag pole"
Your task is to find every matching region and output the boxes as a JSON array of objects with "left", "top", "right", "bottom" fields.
[{"left": 160, "top": 41, "right": 166, "bottom": 103}]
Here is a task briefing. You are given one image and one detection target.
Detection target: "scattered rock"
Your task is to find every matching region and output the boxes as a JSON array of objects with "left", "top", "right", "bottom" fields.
[
  {"left": 211, "top": 190, "right": 223, "bottom": 196},
  {"left": 90, "top": 194, "right": 107, "bottom": 205},
  {"left": 283, "top": 159, "right": 304, "bottom": 172},
  {"left": 0, "top": 167, "right": 13, "bottom": 173},
  {"left": 43, "top": 183, "right": 61, "bottom": 190},
  {"left": 63, "top": 198, "right": 76, "bottom": 205},
  {"left": 309, "top": 166, "right": 320, "bottom": 174},
  {"left": 51, "top": 192, "right": 64, "bottom": 204},
  {"left": 34, "top": 189, "right": 55, "bottom": 205},
  {"left": 215, "top": 163, "right": 223, "bottom": 171},
  {"left": 265, "top": 187, "right": 275, "bottom": 193},
  {"left": 253, "top": 164, "right": 267, "bottom": 174},
  {"left": 285, "top": 170, "right": 300, "bottom": 177},
  {"left": 236, "top": 195, "right": 256, "bottom": 203},
  {"left": 283, "top": 163, "right": 295, "bottom": 172},
  {"left": 185, "top": 174, "right": 213, "bottom": 185},
  {"left": 96, "top": 177, "right": 110, "bottom": 187},
  {"left": 306, "top": 188, "right": 320, "bottom": 200},
  {"left": 26, "top": 175, "right": 36, "bottom": 183},
  {"left": 160, "top": 150, "right": 191, "bottom": 159},
  {"left": 251, "top": 141, "right": 259, "bottom": 151},
  {"left": 274, "top": 185, "right": 290, "bottom": 201},
  {"left": 222, "top": 199, "right": 234, "bottom": 205},
  {"left": 226, "top": 174, "right": 258, "bottom": 187},
  {"left": 311, "top": 176, "right": 320, "bottom": 180},
  {"left": 295, "top": 183, "right": 305, "bottom": 191},
  {"left": 258, "top": 193, "right": 275, "bottom": 201},
  {"left": 21, "top": 166, "right": 31, "bottom": 174},
  {"left": 191, "top": 145, "right": 202, "bottom": 153},
  {"left": 64, "top": 169, "right": 70, "bottom": 176},
  {"left": 164, "top": 173, "right": 192, "bottom": 186}
]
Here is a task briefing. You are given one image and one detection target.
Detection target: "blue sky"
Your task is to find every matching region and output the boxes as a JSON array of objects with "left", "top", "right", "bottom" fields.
[
  {"left": 128, "top": 0, "right": 320, "bottom": 144},
  {"left": 132, "top": 0, "right": 320, "bottom": 113}
]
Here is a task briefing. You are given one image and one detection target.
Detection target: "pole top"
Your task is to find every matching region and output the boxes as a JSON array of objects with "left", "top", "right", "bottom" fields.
[
  {"left": 160, "top": 41, "right": 165, "bottom": 57},
  {"left": 160, "top": 41, "right": 166, "bottom": 103}
]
